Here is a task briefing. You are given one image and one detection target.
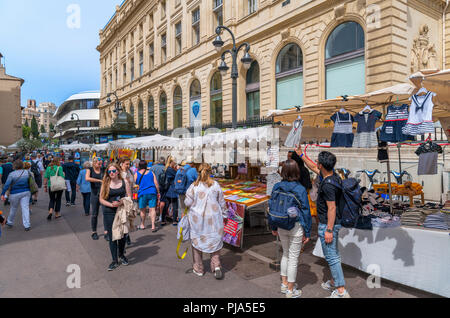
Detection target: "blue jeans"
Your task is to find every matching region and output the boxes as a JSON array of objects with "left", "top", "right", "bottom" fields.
[{"left": 318, "top": 223, "right": 345, "bottom": 288}]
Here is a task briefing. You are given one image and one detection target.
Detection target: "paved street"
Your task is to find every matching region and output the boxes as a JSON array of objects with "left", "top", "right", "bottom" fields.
[{"left": 0, "top": 191, "right": 439, "bottom": 298}]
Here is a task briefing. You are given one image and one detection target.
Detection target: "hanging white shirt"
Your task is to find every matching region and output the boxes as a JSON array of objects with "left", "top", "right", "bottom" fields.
[{"left": 402, "top": 91, "right": 436, "bottom": 136}]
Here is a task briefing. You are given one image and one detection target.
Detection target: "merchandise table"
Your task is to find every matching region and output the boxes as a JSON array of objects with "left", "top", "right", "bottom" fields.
[
  {"left": 312, "top": 225, "right": 450, "bottom": 297},
  {"left": 216, "top": 179, "right": 271, "bottom": 248}
]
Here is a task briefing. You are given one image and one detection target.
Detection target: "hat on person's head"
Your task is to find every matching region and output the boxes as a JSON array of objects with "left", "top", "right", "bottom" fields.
[{"left": 180, "top": 160, "right": 187, "bottom": 167}]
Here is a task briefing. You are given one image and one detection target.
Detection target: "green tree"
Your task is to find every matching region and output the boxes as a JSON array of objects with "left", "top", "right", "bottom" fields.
[
  {"left": 17, "top": 138, "right": 43, "bottom": 152},
  {"left": 40, "top": 124, "right": 46, "bottom": 134},
  {"left": 49, "top": 123, "right": 55, "bottom": 132},
  {"left": 31, "top": 116, "right": 39, "bottom": 139},
  {"left": 22, "top": 125, "right": 31, "bottom": 139}
]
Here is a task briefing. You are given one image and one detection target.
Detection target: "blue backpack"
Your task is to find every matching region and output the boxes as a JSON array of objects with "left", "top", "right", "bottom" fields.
[
  {"left": 174, "top": 167, "right": 189, "bottom": 195},
  {"left": 268, "top": 188, "right": 301, "bottom": 231},
  {"left": 324, "top": 177, "right": 363, "bottom": 228}
]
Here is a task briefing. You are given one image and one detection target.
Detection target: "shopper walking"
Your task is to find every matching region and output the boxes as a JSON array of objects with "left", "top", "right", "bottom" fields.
[
  {"left": 175, "top": 161, "right": 198, "bottom": 222},
  {"left": 86, "top": 157, "right": 105, "bottom": 241},
  {"left": 1, "top": 160, "right": 32, "bottom": 231},
  {"left": 269, "top": 159, "right": 311, "bottom": 298},
  {"left": 151, "top": 157, "right": 166, "bottom": 218},
  {"left": 296, "top": 145, "right": 351, "bottom": 298},
  {"left": 161, "top": 156, "right": 177, "bottom": 226},
  {"left": 134, "top": 160, "right": 160, "bottom": 232},
  {"left": 62, "top": 156, "right": 81, "bottom": 206},
  {"left": 77, "top": 161, "right": 92, "bottom": 216},
  {"left": 184, "top": 163, "right": 227, "bottom": 279},
  {"left": 44, "top": 158, "right": 65, "bottom": 220},
  {"left": 99, "top": 163, "right": 132, "bottom": 271},
  {"left": 1, "top": 157, "right": 14, "bottom": 206},
  {"left": 119, "top": 157, "right": 134, "bottom": 245}
]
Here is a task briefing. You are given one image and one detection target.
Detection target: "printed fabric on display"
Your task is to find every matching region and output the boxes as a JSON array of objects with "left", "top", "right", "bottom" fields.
[
  {"left": 330, "top": 112, "right": 354, "bottom": 147},
  {"left": 402, "top": 91, "right": 436, "bottom": 136},
  {"left": 416, "top": 141, "right": 442, "bottom": 176},
  {"left": 284, "top": 118, "right": 304, "bottom": 148},
  {"left": 353, "top": 109, "right": 382, "bottom": 148},
  {"left": 380, "top": 104, "right": 415, "bottom": 142}
]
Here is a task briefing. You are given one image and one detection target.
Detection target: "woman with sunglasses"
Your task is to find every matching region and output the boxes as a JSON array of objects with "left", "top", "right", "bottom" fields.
[
  {"left": 86, "top": 157, "right": 105, "bottom": 241},
  {"left": 99, "top": 163, "right": 132, "bottom": 271}
]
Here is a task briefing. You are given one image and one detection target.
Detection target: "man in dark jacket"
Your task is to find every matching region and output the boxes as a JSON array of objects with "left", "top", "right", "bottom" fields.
[{"left": 62, "top": 156, "right": 81, "bottom": 206}]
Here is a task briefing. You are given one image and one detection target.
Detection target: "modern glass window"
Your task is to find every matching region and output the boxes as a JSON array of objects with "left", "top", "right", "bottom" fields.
[
  {"left": 175, "top": 22, "right": 182, "bottom": 55},
  {"left": 130, "top": 57, "right": 135, "bottom": 81},
  {"left": 246, "top": 61, "right": 260, "bottom": 120},
  {"left": 138, "top": 100, "right": 144, "bottom": 128},
  {"left": 325, "top": 21, "right": 365, "bottom": 99},
  {"left": 210, "top": 72, "right": 222, "bottom": 125},
  {"left": 159, "top": 92, "right": 167, "bottom": 131},
  {"left": 148, "top": 97, "right": 155, "bottom": 128},
  {"left": 149, "top": 42, "right": 154, "bottom": 70},
  {"left": 139, "top": 51, "right": 144, "bottom": 77},
  {"left": 276, "top": 43, "right": 303, "bottom": 110},
  {"left": 192, "top": 8, "right": 200, "bottom": 46},
  {"left": 173, "top": 86, "right": 183, "bottom": 129},
  {"left": 161, "top": 33, "right": 167, "bottom": 63}
]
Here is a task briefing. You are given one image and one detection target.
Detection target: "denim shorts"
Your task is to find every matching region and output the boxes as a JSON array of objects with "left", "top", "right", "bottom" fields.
[{"left": 138, "top": 194, "right": 157, "bottom": 209}]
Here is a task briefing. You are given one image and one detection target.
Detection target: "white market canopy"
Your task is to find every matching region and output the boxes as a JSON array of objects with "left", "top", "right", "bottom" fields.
[
  {"left": 91, "top": 143, "right": 109, "bottom": 152},
  {"left": 108, "top": 134, "right": 180, "bottom": 150},
  {"left": 60, "top": 142, "right": 91, "bottom": 151}
]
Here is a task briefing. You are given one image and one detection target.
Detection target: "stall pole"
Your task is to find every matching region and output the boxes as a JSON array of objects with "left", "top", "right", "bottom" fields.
[
  {"left": 386, "top": 158, "right": 394, "bottom": 215},
  {"left": 397, "top": 143, "right": 403, "bottom": 184}
]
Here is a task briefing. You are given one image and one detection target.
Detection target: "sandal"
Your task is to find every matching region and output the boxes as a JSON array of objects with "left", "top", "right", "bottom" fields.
[
  {"left": 47, "top": 214, "right": 53, "bottom": 221},
  {"left": 55, "top": 214, "right": 62, "bottom": 219},
  {"left": 152, "top": 228, "right": 158, "bottom": 233},
  {"left": 137, "top": 225, "right": 146, "bottom": 230}
]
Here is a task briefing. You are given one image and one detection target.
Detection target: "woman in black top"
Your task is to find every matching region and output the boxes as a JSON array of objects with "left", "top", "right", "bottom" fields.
[
  {"left": 99, "top": 163, "right": 132, "bottom": 271},
  {"left": 85, "top": 157, "right": 104, "bottom": 241}
]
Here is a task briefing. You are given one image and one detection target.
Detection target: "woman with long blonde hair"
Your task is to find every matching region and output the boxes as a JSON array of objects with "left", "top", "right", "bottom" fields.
[
  {"left": 184, "top": 163, "right": 228, "bottom": 279},
  {"left": 99, "top": 163, "right": 132, "bottom": 271}
]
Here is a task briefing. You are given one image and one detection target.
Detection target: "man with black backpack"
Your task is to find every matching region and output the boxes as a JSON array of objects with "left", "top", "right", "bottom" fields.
[
  {"left": 30, "top": 154, "right": 44, "bottom": 204},
  {"left": 295, "top": 146, "right": 351, "bottom": 298},
  {"left": 174, "top": 161, "right": 198, "bottom": 219}
]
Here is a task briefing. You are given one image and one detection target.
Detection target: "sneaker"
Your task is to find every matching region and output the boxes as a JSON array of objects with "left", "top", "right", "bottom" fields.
[
  {"left": 107, "top": 262, "right": 120, "bottom": 271},
  {"left": 281, "top": 283, "right": 298, "bottom": 294},
  {"left": 286, "top": 288, "right": 302, "bottom": 298},
  {"left": 321, "top": 280, "right": 335, "bottom": 291},
  {"left": 327, "top": 289, "right": 351, "bottom": 298},
  {"left": 25, "top": 227, "right": 31, "bottom": 232},
  {"left": 92, "top": 233, "right": 99, "bottom": 240},
  {"left": 214, "top": 267, "right": 223, "bottom": 280},
  {"left": 193, "top": 269, "right": 204, "bottom": 277},
  {"left": 120, "top": 256, "right": 129, "bottom": 266},
  {"left": 65, "top": 202, "right": 71, "bottom": 207},
  {"left": 71, "top": 203, "right": 76, "bottom": 206}
]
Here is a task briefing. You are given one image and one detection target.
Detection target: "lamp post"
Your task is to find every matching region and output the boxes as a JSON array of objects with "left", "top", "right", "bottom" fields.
[
  {"left": 212, "top": 26, "right": 252, "bottom": 129},
  {"left": 71, "top": 113, "right": 81, "bottom": 143},
  {"left": 106, "top": 92, "right": 123, "bottom": 117}
]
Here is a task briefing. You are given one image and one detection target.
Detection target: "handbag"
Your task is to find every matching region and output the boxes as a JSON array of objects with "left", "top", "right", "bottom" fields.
[
  {"left": 28, "top": 172, "right": 38, "bottom": 195},
  {"left": 50, "top": 166, "right": 67, "bottom": 192},
  {"left": 176, "top": 208, "right": 190, "bottom": 260}
]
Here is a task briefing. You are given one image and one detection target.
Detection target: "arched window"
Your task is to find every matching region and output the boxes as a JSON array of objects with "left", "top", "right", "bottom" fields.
[
  {"left": 148, "top": 97, "right": 155, "bottom": 129},
  {"left": 173, "top": 86, "right": 183, "bottom": 129},
  {"left": 276, "top": 43, "right": 303, "bottom": 110},
  {"left": 190, "top": 79, "right": 201, "bottom": 126},
  {"left": 159, "top": 92, "right": 167, "bottom": 131},
  {"left": 138, "top": 100, "right": 144, "bottom": 128},
  {"left": 129, "top": 104, "right": 135, "bottom": 126},
  {"left": 210, "top": 72, "right": 222, "bottom": 125},
  {"left": 246, "top": 61, "right": 260, "bottom": 120},
  {"left": 325, "top": 21, "right": 365, "bottom": 99}
]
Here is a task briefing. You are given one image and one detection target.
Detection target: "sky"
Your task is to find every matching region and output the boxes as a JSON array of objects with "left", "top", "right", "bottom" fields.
[{"left": 0, "top": 0, "right": 122, "bottom": 107}]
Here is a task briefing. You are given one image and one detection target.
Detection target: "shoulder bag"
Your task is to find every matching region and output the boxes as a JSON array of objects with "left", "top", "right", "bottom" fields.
[
  {"left": 5, "top": 170, "right": 25, "bottom": 197},
  {"left": 28, "top": 171, "right": 38, "bottom": 195},
  {"left": 50, "top": 166, "right": 67, "bottom": 192}
]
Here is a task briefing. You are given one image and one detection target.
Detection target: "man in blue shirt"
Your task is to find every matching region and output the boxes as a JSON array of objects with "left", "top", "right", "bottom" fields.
[{"left": 176, "top": 161, "right": 198, "bottom": 219}]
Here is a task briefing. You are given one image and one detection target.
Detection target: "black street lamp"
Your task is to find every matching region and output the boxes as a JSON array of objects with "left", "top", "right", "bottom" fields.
[
  {"left": 71, "top": 113, "right": 81, "bottom": 142},
  {"left": 213, "top": 26, "right": 252, "bottom": 129},
  {"left": 107, "top": 92, "right": 123, "bottom": 116}
]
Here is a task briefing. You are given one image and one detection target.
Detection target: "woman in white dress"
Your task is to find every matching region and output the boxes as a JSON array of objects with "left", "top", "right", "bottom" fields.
[{"left": 184, "top": 163, "right": 228, "bottom": 279}]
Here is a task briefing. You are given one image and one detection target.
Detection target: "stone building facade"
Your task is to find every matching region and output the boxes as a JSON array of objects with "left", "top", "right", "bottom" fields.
[
  {"left": 22, "top": 100, "right": 57, "bottom": 134},
  {"left": 0, "top": 54, "right": 23, "bottom": 146},
  {"left": 97, "top": 0, "right": 450, "bottom": 132}
]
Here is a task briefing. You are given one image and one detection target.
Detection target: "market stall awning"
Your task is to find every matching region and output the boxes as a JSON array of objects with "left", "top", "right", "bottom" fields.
[
  {"left": 60, "top": 142, "right": 91, "bottom": 151},
  {"left": 109, "top": 134, "right": 179, "bottom": 150},
  {"left": 91, "top": 143, "right": 109, "bottom": 152}
]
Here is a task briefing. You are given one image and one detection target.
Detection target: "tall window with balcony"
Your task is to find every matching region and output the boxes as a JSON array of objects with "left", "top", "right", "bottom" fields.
[
  {"left": 213, "top": 0, "right": 223, "bottom": 30},
  {"left": 246, "top": 61, "right": 260, "bottom": 120},
  {"left": 123, "top": 63, "right": 127, "bottom": 85},
  {"left": 159, "top": 92, "right": 167, "bottom": 131},
  {"left": 130, "top": 57, "right": 135, "bottom": 81},
  {"left": 161, "top": 34, "right": 167, "bottom": 63},
  {"left": 192, "top": 8, "right": 200, "bottom": 46},
  {"left": 325, "top": 21, "right": 365, "bottom": 99},
  {"left": 276, "top": 43, "right": 303, "bottom": 110},
  {"left": 139, "top": 51, "right": 144, "bottom": 77},
  {"left": 149, "top": 43, "right": 154, "bottom": 70},
  {"left": 173, "top": 86, "right": 183, "bottom": 129},
  {"left": 175, "top": 22, "right": 182, "bottom": 56},
  {"left": 210, "top": 72, "right": 222, "bottom": 125},
  {"left": 148, "top": 97, "right": 155, "bottom": 128}
]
